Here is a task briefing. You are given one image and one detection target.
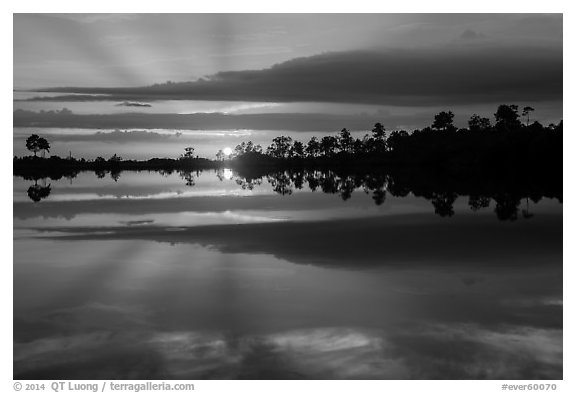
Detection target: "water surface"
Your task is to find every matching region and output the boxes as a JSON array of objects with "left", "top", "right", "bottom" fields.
[{"left": 13, "top": 170, "right": 563, "bottom": 379}]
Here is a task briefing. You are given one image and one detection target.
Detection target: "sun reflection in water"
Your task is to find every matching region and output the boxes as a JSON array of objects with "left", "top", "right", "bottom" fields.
[{"left": 222, "top": 168, "right": 233, "bottom": 180}]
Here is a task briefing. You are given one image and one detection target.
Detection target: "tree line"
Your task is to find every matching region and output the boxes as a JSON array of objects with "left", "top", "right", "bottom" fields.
[
  {"left": 226, "top": 105, "right": 561, "bottom": 165},
  {"left": 16, "top": 104, "right": 562, "bottom": 182}
]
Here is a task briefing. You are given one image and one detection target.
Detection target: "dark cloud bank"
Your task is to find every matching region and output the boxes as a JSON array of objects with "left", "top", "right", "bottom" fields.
[
  {"left": 29, "top": 46, "right": 562, "bottom": 106},
  {"left": 115, "top": 101, "right": 152, "bottom": 108},
  {"left": 13, "top": 109, "right": 400, "bottom": 132},
  {"left": 13, "top": 129, "right": 183, "bottom": 143}
]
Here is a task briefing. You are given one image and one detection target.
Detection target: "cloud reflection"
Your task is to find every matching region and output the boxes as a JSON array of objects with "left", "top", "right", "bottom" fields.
[
  {"left": 14, "top": 323, "right": 562, "bottom": 379},
  {"left": 32, "top": 214, "right": 561, "bottom": 268}
]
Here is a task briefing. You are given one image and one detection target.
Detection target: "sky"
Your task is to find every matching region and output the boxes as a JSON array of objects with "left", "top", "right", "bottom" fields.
[{"left": 13, "top": 13, "right": 563, "bottom": 159}]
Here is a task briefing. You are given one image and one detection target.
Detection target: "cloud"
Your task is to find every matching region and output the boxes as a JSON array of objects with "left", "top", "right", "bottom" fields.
[
  {"left": 12, "top": 109, "right": 411, "bottom": 132},
  {"left": 13, "top": 101, "right": 563, "bottom": 132},
  {"left": 115, "top": 101, "right": 152, "bottom": 108},
  {"left": 47, "top": 13, "right": 140, "bottom": 24},
  {"left": 13, "top": 129, "right": 183, "bottom": 143},
  {"left": 31, "top": 46, "right": 562, "bottom": 106},
  {"left": 460, "top": 29, "right": 485, "bottom": 40}
]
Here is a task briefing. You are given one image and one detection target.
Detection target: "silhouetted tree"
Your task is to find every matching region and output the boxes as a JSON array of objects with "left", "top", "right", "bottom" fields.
[
  {"left": 108, "top": 154, "right": 122, "bottom": 163},
  {"left": 306, "top": 137, "right": 321, "bottom": 158},
  {"left": 234, "top": 143, "right": 246, "bottom": 157},
  {"left": 37, "top": 137, "right": 50, "bottom": 158},
  {"left": 360, "top": 134, "right": 374, "bottom": 153},
  {"left": 235, "top": 140, "right": 262, "bottom": 155},
  {"left": 522, "top": 106, "right": 535, "bottom": 126},
  {"left": 468, "top": 114, "right": 491, "bottom": 132},
  {"left": 387, "top": 130, "right": 409, "bottom": 153},
  {"left": 320, "top": 136, "right": 339, "bottom": 157},
  {"left": 432, "top": 111, "right": 455, "bottom": 132},
  {"left": 216, "top": 150, "right": 225, "bottom": 161},
  {"left": 25, "top": 134, "right": 40, "bottom": 156},
  {"left": 338, "top": 128, "right": 354, "bottom": 154},
  {"left": 371, "top": 123, "right": 387, "bottom": 152},
  {"left": 291, "top": 141, "right": 305, "bottom": 158},
  {"left": 26, "top": 134, "right": 50, "bottom": 157},
  {"left": 554, "top": 120, "right": 563, "bottom": 134},
  {"left": 267, "top": 136, "right": 293, "bottom": 159},
  {"left": 183, "top": 146, "right": 195, "bottom": 158},
  {"left": 353, "top": 138, "right": 365, "bottom": 155},
  {"left": 495, "top": 104, "right": 522, "bottom": 131},
  {"left": 372, "top": 123, "right": 386, "bottom": 140}
]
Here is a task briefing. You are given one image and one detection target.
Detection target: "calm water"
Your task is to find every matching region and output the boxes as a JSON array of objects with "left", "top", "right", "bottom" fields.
[{"left": 13, "top": 170, "right": 563, "bottom": 379}]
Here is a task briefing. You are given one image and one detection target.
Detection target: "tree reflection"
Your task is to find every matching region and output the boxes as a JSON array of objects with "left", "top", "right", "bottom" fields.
[
  {"left": 27, "top": 179, "right": 51, "bottom": 202},
  {"left": 387, "top": 176, "right": 410, "bottom": 198},
  {"left": 339, "top": 177, "right": 356, "bottom": 201},
  {"left": 291, "top": 171, "right": 305, "bottom": 190},
  {"left": 371, "top": 188, "right": 386, "bottom": 205},
  {"left": 179, "top": 170, "right": 197, "bottom": 187},
  {"left": 235, "top": 176, "right": 263, "bottom": 190},
  {"left": 469, "top": 195, "right": 491, "bottom": 211},
  {"left": 158, "top": 169, "right": 174, "bottom": 177},
  {"left": 216, "top": 169, "right": 225, "bottom": 182},
  {"left": 230, "top": 169, "right": 550, "bottom": 221},
  {"left": 18, "top": 167, "right": 555, "bottom": 220},
  {"left": 430, "top": 192, "right": 457, "bottom": 217},
  {"left": 522, "top": 198, "right": 534, "bottom": 219},
  {"left": 494, "top": 194, "right": 521, "bottom": 221},
  {"left": 267, "top": 172, "right": 293, "bottom": 196},
  {"left": 110, "top": 169, "right": 121, "bottom": 182},
  {"left": 319, "top": 173, "right": 339, "bottom": 194},
  {"left": 306, "top": 171, "right": 321, "bottom": 192}
]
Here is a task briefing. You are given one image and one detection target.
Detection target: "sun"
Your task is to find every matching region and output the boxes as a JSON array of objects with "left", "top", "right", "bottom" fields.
[
  {"left": 223, "top": 147, "right": 233, "bottom": 156},
  {"left": 222, "top": 168, "right": 233, "bottom": 180}
]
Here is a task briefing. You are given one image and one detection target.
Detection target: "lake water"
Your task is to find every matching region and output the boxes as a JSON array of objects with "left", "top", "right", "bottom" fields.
[{"left": 13, "top": 169, "right": 563, "bottom": 379}]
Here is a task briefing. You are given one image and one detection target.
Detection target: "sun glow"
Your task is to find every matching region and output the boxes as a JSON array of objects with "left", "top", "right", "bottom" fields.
[
  {"left": 222, "top": 168, "right": 233, "bottom": 180},
  {"left": 223, "top": 147, "right": 233, "bottom": 156}
]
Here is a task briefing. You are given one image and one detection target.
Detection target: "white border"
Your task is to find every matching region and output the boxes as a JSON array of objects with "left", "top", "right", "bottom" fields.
[{"left": 3, "top": 2, "right": 572, "bottom": 392}]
